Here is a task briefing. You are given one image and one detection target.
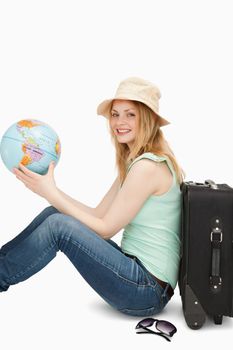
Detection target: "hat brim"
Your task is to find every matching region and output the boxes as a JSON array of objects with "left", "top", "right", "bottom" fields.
[{"left": 97, "top": 98, "right": 170, "bottom": 127}]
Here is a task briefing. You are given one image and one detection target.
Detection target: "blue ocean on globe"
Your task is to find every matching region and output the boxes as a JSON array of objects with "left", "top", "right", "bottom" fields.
[{"left": 0, "top": 119, "right": 61, "bottom": 175}]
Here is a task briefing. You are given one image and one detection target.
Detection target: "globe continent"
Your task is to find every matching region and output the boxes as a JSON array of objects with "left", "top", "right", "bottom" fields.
[{"left": 0, "top": 119, "right": 61, "bottom": 175}]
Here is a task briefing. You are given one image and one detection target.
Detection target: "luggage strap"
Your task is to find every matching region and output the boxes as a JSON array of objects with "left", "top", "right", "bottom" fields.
[{"left": 210, "top": 218, "right": 223, "bottom": 293}]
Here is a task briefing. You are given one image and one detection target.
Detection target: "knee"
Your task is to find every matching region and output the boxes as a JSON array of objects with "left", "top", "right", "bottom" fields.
[
  {"left": 47, "top": 213, "right": 90, "bottom": 243},
  {"left": 47, "top": 212, "right": 63, "bottom": 226},
  {"left": 41, "top": 206, "right": 60, "bottom": 217},
  {"left": 47, "top": 213, "right": 78, "bottom": 249},
  {"left": 47, "top": 213, "right": 71, "bottom": 237}
]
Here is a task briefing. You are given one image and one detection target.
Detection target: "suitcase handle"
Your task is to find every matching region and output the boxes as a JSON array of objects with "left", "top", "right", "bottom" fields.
[
  {"left": 184, "top": 180, "right": 218, "bottom": 190},
  {"left": 209, "top": 218, "right": 223, "bottom": 293},
  {"left": 205, "top": 179, "right": 218, "bottom": 189}
]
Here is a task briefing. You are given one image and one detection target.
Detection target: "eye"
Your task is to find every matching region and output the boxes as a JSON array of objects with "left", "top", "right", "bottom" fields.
[
  {"left": 128, "top": 113, "right": 135, "bottom": 117},
  {"left": 111, "top": 113, "right": 118, "bottom": 117}
]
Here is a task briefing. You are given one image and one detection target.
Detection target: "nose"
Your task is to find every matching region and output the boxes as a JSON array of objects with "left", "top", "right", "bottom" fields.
[{"left": 115, "top": 114, "right": 129, "bottom": 125}]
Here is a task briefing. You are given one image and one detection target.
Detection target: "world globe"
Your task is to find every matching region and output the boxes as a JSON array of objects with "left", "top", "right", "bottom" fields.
[{"left": 0, "top": 119, "right": 61, "bottom": 175}]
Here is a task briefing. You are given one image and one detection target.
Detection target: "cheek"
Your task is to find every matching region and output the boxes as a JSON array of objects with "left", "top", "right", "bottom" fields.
[
  {"left": 109, "top": 120, "right": 114, "bottom": 129},
  {"left": 131, "top": 120, "right": 137, "bottom": 130}
]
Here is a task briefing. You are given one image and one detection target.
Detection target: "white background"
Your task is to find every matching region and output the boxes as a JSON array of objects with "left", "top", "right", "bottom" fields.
[{"left": 0, "top": 0, "right": 232, "bottom": 349}]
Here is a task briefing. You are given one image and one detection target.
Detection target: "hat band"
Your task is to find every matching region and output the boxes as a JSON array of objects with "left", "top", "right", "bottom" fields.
[{"left": 113, "top": 92, "right": 159, "bottom": 114}]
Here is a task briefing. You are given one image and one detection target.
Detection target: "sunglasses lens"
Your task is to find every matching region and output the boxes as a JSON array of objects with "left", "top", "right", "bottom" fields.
[
  {"left": 156, "top": 321, "right": 177, "bottom": 335},
  {"left": 135, "top": 317, "right": 155, "bottom": 329}
]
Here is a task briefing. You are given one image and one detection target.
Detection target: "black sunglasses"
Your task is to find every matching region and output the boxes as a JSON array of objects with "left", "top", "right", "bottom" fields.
[{"left": 135, "top": 317, "right": 177, "bottom": 342}]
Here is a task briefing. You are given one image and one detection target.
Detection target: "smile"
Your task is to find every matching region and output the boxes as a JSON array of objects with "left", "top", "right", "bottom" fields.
[{"left": 116, "top": 129, "right": 131, "bottom": 135}]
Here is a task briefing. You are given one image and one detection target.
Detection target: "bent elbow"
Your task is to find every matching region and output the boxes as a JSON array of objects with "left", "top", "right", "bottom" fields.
[{"left": 101, "top": 223, "right": 118, "bottom": 240}]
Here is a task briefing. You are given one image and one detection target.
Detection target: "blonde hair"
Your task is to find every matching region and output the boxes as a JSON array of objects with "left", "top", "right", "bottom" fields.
[{"left": 106, "top": 100, "right": 186, "bottom": 187}]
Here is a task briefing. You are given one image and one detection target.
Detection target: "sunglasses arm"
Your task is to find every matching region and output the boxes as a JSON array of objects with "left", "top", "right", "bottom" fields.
[{"left": 136, "top": 326, "right": 171, "bottom": 342}]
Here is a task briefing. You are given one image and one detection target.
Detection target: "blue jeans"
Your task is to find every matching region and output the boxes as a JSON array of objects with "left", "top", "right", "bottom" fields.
[{"left": 0, "top": 206, "right": 172, "bottom": 316}]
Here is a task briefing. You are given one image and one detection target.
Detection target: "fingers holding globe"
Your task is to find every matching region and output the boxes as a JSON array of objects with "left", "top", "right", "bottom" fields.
[{"left": 0, "top": 119, "right": 61, "bottom": 175}]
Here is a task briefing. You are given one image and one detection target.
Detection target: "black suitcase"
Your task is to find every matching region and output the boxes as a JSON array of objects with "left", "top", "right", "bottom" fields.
[{"left": 178, "top": 179, "right": 233, "bottom": 329}]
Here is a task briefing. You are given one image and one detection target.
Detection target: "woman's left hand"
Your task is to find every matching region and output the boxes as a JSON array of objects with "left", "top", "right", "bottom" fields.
[{"left": 13, "top": 161, "right": 58, "bottom": 201}]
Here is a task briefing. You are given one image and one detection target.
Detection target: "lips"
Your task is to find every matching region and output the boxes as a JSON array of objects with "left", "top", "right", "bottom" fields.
[{"left": 116, "top": 129, "right": 131, "bottom": 134}]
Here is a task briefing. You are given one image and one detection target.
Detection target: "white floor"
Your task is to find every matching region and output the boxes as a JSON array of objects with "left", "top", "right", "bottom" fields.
[{"left": 1, "top": 252, "right": 232, "bottom": 350}]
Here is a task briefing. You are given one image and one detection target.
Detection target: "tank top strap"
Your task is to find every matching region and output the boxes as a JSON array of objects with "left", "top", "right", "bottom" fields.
[
  {"left": 127, "top": 152, "right": 173, "bottom": 173},
  {"left": 126, "top": 152, "right": 177, "bottom": 187}
]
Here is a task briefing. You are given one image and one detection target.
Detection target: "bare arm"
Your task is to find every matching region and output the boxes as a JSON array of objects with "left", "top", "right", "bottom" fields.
[
  {"left": 57, "top": 188, "right": 96, "bottom": 216},
  {"left": 47, "top": 161, "right": 159, "bottom": 239},
  {"left": 14, "top": 159, "right": 163, "bottom": 239}
]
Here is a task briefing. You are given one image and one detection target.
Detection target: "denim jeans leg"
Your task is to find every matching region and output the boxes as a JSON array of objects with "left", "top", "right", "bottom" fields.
[
  {"left": 0, "top": 212, "right": 168, "bottom": 317},
  {"left": 0, "top": 206, "right": 59, "bottom": 255}
]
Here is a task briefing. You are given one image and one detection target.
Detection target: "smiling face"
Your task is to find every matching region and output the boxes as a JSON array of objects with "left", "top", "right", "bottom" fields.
[{"left": 109, "top": 99, "right": 138, "bottom": 151}]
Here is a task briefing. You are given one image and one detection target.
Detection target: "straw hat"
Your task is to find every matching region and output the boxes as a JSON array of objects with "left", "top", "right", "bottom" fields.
[{"left": 97, "top": 76, "right": 170, "bottom": 127}]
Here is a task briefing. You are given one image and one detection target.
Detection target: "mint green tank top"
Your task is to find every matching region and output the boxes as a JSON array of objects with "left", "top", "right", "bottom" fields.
[{"left": 120, "top": 152, "right": 182, "bottom": 289}]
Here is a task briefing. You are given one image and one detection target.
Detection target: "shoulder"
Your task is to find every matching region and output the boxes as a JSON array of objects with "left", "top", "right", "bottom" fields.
[
  {"left": 125, "top": 158, "right": 161, "bottom": 190},
  {"left": 127, "top": 154, "right": 173, "bottom": 195},
  {"left": 122, "top": 158, "right": 161, "bottom": 191},
  {"left": 127, "top": 153, "right": 168, "bottom": 177},
  {"left": 127, "top": 157, "right": 160, "bottom": 177}
]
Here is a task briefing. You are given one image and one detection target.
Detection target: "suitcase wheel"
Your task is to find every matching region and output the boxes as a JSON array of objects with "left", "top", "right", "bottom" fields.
[
  {"left": 184, "top": 285, "right": 206, "bottom": 329},
  {"left": 214, "top": 315, "right": 223, "bottom": 325},
  {"left": 185, "top": 315, "right": 205, "bottom": 330}
]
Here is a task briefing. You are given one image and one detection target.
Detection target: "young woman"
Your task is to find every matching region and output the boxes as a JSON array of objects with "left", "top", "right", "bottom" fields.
[{"left": 0, "top": 77, "right": 185, "bottom": 317}]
